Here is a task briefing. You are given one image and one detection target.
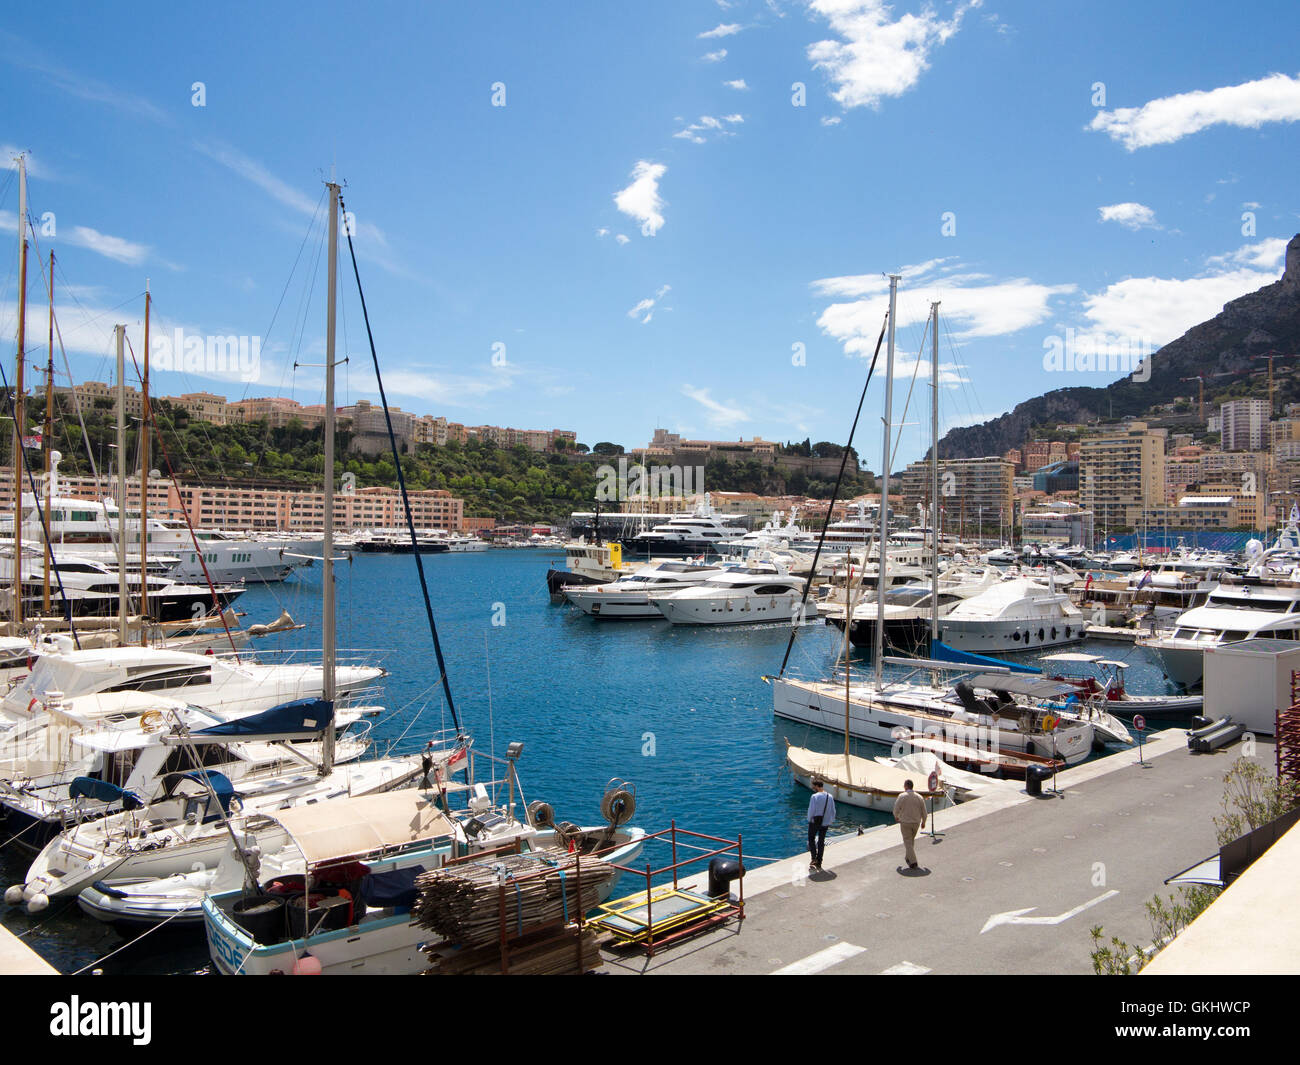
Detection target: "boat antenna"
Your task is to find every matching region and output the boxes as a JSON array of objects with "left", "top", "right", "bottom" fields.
[
  {"left": 773, "top": 311, "right": 889, "bottom": 679},
  {"left": 338, "top": 193, "right": 462, "bottom": 738}
]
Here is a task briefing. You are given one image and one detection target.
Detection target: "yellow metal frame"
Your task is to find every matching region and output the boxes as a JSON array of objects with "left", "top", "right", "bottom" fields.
[{"left": 590, "top": 885, "right": 731, "bottom": 944}]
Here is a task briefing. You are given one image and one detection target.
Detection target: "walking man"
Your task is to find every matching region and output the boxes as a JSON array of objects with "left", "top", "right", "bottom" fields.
[
  {"left": 807, "top": 778, "right": 835, "bottom": 871},
  {"left": 893, "top": 779, "right": 927, "bottom": 870}
]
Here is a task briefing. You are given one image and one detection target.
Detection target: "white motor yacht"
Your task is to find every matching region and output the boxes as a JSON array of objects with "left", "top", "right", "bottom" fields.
[
  {"left": 936, "top": 578, "right": 1086, "bottom": 653},
  {"left": 650, "top": 561, "right": 814, "bottom": 626},
  {"left": 564, "top": 560, "right": 722, "bottom": 619}
]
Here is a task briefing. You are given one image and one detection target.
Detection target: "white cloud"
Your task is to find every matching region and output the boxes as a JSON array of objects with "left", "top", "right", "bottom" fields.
[
  {"left": 628, "top": 298, "right": 655, "bottom": 322},
  {"left": 812, "top": 257, "right": 1076, "bottom": 354},
  {"left": 596, "top": 227, "right": 609, "bottom": 238},
  {"left": 64, "top": 224, "right": 152, "bottom": 266},
  {"left": 615, "top": 234, "right": 630, "bottom": 245},
  {"left": 700, "top": 23, "right": 742, "bottom": 38},
  {"left": 724, "top": 78, "right": 750, "bottom": 90},
  {"left": 627, "top": 284, "right": 671, "bottom": 324},
  {"left": 2, "top": 146, "right": 57, "bottom": 180},
  {"left": 1080, "top": 239, "right": 1288, "bottom": 345},
  {"left": 1089, "top": 72, "right": 1300, "bottom": 151},
  {"left": 673, "top": 113, "right": 744, "bottom": 144},
  {"left": 1098, "top": 202, "right": 1160, "bottom": 231},
  {"left": 702, "top": 49, "right": 729, "bottom": 62},
  {"left": 820, "top": 115, "right": 842, "bottom": 126},
  {"left": 613, "top": 161, "right": 667, "bottom": 236},
  {"left": 806, "top": 0, "right": 982, "bottom": 111},
  {"left": 682, "top": 385, "right": 749, "bottom": 427}
]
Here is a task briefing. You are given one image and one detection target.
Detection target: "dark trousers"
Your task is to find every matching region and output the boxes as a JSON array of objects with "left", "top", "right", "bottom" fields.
[{"left": 808, "top": 816, "right": 827, "bottom": 865}]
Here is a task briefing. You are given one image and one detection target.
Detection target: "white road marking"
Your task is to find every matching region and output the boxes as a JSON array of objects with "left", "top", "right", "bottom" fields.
[
  {"left": 770, "top": 942, "right": 866, "bottom": 975},
  {"left": 980, "top": 889, "right": 1119, "bottom": 934},
  {"left": 881, "top": 961, "right": 931, "bottom": 975}
]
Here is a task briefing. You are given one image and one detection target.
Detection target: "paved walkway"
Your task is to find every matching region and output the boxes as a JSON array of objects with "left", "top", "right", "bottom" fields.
[
  {"left": 604, "top": 729, "right": 1249, "bottom": 975},
  {"left": 0, "top": 923, "right": 58, "bottom": 975}
]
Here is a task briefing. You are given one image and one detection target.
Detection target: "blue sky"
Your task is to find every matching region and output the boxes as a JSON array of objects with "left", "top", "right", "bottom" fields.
[{"left": 3, "top": 0, "right": 1298, "bottom": 472}]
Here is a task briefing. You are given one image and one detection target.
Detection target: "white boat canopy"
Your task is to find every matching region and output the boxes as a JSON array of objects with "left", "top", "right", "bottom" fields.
[
  {"left": 1040, "top": 653, "right": 1103, "bottom": 664},
  {"left": 269, "top": 791, "right": 456, "bottom": 865}
]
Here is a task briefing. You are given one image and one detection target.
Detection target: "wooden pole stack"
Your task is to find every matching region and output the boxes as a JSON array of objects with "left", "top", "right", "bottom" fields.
[{"left": 412, "top": 848, "right": 616, "bottom": 951}]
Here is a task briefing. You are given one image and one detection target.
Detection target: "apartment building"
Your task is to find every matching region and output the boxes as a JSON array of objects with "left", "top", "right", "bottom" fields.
[
  {"left": 1220, "top": 398, "right": 1270, "bottom": 451},
  {"left": 898, "top": 456, "right": 1014, "bottom": 532},
  {"left": 1079, "top": 423, "right": 1166, "bottom": 531}
]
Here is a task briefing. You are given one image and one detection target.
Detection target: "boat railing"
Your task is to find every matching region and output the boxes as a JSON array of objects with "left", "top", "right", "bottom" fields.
[{"left": 209, "top": 646, "right": 392, "bottom": 674}]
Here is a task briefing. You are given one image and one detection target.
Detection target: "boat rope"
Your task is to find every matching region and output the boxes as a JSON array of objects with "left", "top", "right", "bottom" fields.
[
  {"left": 0, "top": 358, "right": 82, "bottom": 647},
  {"left": 69, "top": 898, "right": 201, "bottom": 974},
  {"left": 338, "top": 193, "right": 461, "bottom": 738},
  {"left": 776, "top": 311, "right": 888, "bottom": 679}
]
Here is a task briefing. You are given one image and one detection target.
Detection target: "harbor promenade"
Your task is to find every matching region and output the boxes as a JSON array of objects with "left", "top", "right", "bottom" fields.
[{"left": 606, "top": 729, "right": 1246, "bottom": 975}]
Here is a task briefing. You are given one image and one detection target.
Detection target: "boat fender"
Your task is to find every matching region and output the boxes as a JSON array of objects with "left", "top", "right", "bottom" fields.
[
  {"left": 3, "top": 885, "right": 23, "bottom": 907},
  {"left": 26, "top": 892, "right": 49, "bottom": 915},
  {"left": 292, "top": 954, "right": 322, "bottom": 975},
  {"left": 26, "top": 697, "right": 40, "bottom": 716}
]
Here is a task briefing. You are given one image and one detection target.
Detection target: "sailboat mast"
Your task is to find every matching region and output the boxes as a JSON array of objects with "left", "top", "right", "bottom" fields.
[
  {"left": 139, "top": 282, "right": 150, "bottom": 640},
  {"left": 930, "top": 300, "right": 940, "bottom": 645},
  {"left": 873, "top": 274, "right": 899, "bottom": 684},
  {"left": 12, "top": 155, "right": 27, "bottom": 625},
  {"left": 321, "top": 181, "right": 340, "bottom": 776},
  {"left": 115, "top": 325, "right": 128, "bottom": 645},
  {"left": 43, "top": 250, "right": 54, "bottom": 615}
]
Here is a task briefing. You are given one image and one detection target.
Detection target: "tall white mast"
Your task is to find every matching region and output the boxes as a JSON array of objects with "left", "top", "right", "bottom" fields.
[
  {"left": 321, "top": 181, "right": 340, "bottom": 776},
  {"left": 873, "top": 274, "right": 899, "bottom": 684},
  {"left": 12, "top": 154, "right": 27, "bottom": 625},
  {"left": 115, "top": 324, "right": 128, "bottom": 645},
  {"left": 930, "top": 300, "right": 940, "bottom": 648}
]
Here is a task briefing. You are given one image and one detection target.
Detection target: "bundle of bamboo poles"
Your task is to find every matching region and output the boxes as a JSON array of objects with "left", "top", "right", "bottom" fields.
[
  {"left": 423, "top": 923, "right": 605, "bottom": 976},
  {"left": 413, "top": 848, "right": 616, "bottom": 949}
]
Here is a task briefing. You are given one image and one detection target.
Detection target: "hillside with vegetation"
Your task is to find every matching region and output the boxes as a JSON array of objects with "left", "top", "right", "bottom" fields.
[{"left": 8, "top": 399, "right": 873, "bottom": 526}]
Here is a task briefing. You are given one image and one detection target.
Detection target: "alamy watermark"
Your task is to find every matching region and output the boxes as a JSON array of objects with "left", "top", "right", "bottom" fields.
[
  {"left": 151, "top": 328, "right": 261, "bottom": 382},
  {"left": 1042, "top": 328, "right": 1151, "bottom": 382},
  {"left": 595, "top": 457, "right": 705, "bottom": 501}
]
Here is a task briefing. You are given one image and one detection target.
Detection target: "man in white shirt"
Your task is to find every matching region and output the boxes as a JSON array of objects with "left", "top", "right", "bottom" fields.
[{"left": 807, "top": 778, "right": 836, "bottom": 871}]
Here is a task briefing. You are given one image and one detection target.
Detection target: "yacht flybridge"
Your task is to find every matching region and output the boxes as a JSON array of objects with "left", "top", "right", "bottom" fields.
[
  {"left": 619, "top": 495, "right": 748, "bottom": 557},
  {"left": 1139, "top": 553, "right": 1300, "bottom": 689}
]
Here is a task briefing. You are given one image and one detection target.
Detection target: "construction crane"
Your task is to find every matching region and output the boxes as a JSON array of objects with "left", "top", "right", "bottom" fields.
[{"left": 1251, "top": 350, "right": 1299, "bottom": 416}]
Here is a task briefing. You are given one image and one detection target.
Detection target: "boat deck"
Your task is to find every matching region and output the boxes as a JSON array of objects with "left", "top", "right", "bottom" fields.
[{"left": 603, "top": 728, "right": 1243, "bottom": 975}]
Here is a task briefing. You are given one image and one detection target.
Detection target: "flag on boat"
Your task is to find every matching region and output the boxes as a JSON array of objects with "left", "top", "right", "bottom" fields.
[
  {"left": 1136, "top": 570, "right": 1153, "bottom": 590},
  {"left": 21, "top": 433, "right": 41, "bottom": 449}
]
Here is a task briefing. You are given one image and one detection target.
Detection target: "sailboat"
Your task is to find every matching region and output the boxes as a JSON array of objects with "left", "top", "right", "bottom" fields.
[
  {"left": 770, "top": 288, "right": 1105, "bottom": 766},
  {"left": 785, "top": 559, "right": 948, "bottom": 812}
]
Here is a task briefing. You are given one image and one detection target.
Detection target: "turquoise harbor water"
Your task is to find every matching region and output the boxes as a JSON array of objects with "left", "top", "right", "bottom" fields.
[{"left": 0, "top": 547, "right": 1182, "bottom": 973}]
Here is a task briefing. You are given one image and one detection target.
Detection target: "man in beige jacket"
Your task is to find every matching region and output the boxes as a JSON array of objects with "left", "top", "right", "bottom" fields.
[{"left": 893, "top": 780, "right": 928, "bottom": 870}]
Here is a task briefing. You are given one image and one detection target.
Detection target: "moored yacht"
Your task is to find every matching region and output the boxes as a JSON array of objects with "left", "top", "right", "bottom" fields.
[
  {"left": 649, "top": 560, "right": 814, "bottom": 626},
  {"left": 564, "top": 560, "right": 722, "bottom": 618},
  {"left": 619, "top": 495, "right": 748, "bottom": 557},
  {"left": 937, "top": 578, "right": 1085, "bottom": 653}
]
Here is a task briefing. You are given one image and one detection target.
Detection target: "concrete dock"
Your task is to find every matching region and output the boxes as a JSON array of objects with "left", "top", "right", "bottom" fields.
[
  {"left": 0, "top": 924, "right": 58, "bottom": 975},
  {"left": 604, "top": 729, "right": 1249, "bottom": 975}
]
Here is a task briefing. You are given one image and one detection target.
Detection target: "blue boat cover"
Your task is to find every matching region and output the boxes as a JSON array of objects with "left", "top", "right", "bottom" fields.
[
  {"left": 360, "top": 866, "right": 427, "bottom": 911},
  {"left": 928, "top": 640, "right": 1041, "bottom": 675},
  {"left": 190, "top": 699, "right": 334, "bottom": 741},
  {"left": 168, "top": 770, "right": 237, "bottom": 817},
  {"left": 69, "top": 777, "right": 144, "bottom": 810}
]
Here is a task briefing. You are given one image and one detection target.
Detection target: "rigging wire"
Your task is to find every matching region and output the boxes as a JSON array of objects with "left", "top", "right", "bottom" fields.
[
  {"left": 338, "top": 192, "right": 462, "bottom": 739},
  {"left": 773, "top": 310, "right": 890, "bottom": 680}
]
